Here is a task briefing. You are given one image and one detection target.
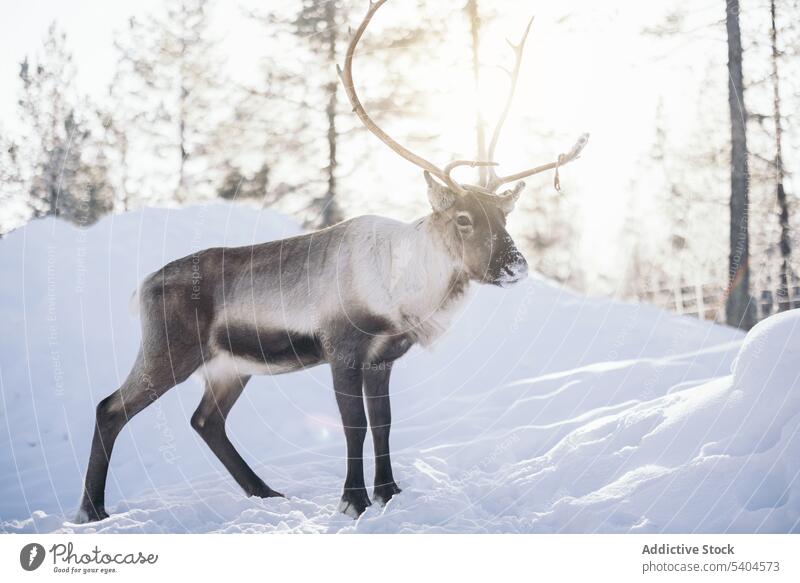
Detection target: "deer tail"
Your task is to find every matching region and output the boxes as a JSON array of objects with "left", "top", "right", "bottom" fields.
[{"left": 128, "top": 286, "right": 141, "bottom": 318}]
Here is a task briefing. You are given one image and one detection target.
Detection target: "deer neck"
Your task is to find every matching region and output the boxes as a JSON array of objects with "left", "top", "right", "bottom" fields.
[{"left": 389, "top": 214, "right": 470, "bottom": 346}]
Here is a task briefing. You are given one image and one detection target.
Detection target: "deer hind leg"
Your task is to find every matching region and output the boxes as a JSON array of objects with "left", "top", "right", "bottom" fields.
[
  {"left": 76, "top": 278, "right": 211, "bottom": 524},
  {"left": 75, "top": 344, "right": 201, "bottom": 523},
  {"left": 191, "top": 371, "right": 283, "bottom": 499}
]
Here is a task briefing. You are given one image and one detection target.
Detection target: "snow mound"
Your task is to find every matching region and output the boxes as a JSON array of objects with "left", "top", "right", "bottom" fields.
[{"left": 1, "top": 203, "right": 797, "bottom": 533}]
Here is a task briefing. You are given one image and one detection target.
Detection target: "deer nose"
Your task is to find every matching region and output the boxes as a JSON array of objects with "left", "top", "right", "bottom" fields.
[
  {"left": 514, "top": 257, "right": 529, "bottom": 279},
  {"left": 508, "top": 256, "right": 528, "bottom": 279},
  {"left": 497, "top": 254, "right": 528, "bottom": 287}
]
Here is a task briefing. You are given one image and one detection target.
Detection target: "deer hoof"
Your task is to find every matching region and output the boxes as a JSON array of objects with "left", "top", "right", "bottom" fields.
[
  {"left": 338, "top": 489, "right": 371, "bottom": 518},
  {"left": 373, "top": 482, "right": 402, "bottom": 506},
  {"left": 249, "top": 484, "right": 284, "bottom": 499},
  {"left": 74, "top": 506, "right": 109, "bottom": 524}
]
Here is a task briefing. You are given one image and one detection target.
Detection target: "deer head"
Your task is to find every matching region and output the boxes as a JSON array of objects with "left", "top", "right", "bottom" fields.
[{"left": 338, "top": 0, "right": 588, "bottom": 287}]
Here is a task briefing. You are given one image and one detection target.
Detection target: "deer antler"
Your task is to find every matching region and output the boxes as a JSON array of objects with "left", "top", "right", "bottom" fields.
[
  {"left": 493, "top": 133, "right": 590, "bottom": 191},
  {"left": 337, "top": 0, "right": 492, "bottom": 195},
  {"left": 444, "top": 160, "right": 497, "bottom": 192},
  {"left": 484, "top": 17, "right": 533, "bottom": 191},
  {"left": 340, "top": 1, "right": 587, "bottom": 198},
  {"left": 483, "top": 18, "right": 589, "bottom": 192}
]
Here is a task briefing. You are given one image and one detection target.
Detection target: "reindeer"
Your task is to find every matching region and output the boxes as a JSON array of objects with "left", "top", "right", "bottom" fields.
[{"left": 76, "top": 0, "right": 587, "bottom": 523}]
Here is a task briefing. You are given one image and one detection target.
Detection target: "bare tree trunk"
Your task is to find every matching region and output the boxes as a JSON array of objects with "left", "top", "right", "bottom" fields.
[
  {"left": 724, "top": 0, "right": 755, "bottom": 329},
  {"left": 177, "top": 65, "right": 188, "bottom": 203},
  {"left": 466, "top": 0, "right": 487, "bottom": 184},
  {"left": 176, "top": 4, "right": 188, "bottom": 204},
  {"left": 178, "top": 95, "right": 187, "bottom": 203},
  {"left": 323, "top": 80, "right": 338, "bottom": 226},
  {"left": 49, "top": 182, "right": 58, "bottom": 218},
  {"left": 321, "top": 1, "right": 341, "bottom": 227},
  {"left": 120, "top": 134, "right": 130, "bottom": 212},
  {"left": 770, "top": 0, "right": 792, "bottom": 311}
]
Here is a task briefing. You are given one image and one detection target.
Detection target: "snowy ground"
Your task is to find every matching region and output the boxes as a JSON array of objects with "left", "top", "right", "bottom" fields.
[{"left": 1, "top": 203, "right": 798, "bottom": 533}]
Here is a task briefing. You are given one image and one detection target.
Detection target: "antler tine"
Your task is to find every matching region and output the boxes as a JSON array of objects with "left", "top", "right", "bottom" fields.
[
  {"left": 493, "top": 133, "right": 590, "bottom": 191},
  {"left": 338, "top": 0, "right": 467, "bottom": 194},
  {"left": 485, "top": 16, "right": 534, "bottom": 191},
  {"left": 444, "top": 160, "right": 497, "bottom": 189}
]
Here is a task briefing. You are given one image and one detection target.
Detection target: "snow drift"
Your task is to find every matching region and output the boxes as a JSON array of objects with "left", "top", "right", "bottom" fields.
[{"left": 0, "top": 203, "right": 797, "bottom": 533}]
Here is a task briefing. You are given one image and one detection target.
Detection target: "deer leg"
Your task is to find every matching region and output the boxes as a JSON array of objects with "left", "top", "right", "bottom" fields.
[
  {"left": 76, "top": 348, "right": 199, "bottom": 523},
  {"left": 332, "top": 363, "right": 370, "bottom": 518},
  {"left": 364, "top": 366, "right": 401, "bottom": 506},
  {"left": 191, "top": 373, "right": 283, "bottom": 499}
]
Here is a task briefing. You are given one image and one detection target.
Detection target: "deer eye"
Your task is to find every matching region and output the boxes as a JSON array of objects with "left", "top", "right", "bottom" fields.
[{"left": 456, "top": 214, "right": 473, "bottom": 227}]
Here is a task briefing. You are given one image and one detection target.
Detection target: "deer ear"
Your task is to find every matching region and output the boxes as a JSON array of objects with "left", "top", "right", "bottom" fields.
[
  {"left": 424, "top": 171, "right": 455, "bottom": 212},
  {"left": 496, "top": 181, "right": 525, "bottom": 214}
]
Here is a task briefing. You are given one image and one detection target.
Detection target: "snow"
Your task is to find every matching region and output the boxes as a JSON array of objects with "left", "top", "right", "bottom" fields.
[{"left": 1, "top": 203, "right": 798, "bottom": 533}]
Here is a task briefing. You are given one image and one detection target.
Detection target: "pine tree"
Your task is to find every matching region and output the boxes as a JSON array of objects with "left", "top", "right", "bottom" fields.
[
  {"left": 725, "top": 0, "right": 756, "bottom": 329},
  {"left": 768, "top": 0, "right": 792, "bottom": 310},
  {"left": 294, "top": 0, "right": 344, "bottom": 226},
  {"left": 209, "top": 7, "right": 304, "bottom": 209},
  {"left": 638, "top": 0, "right": 798, "bottom": 320},
  {"left": 17, "top": 24, "right": 113, "bottom": 226},
  {"left": 0, "top": 134, "right": 28, "bottom": 234},
  {"left": 721, "top": 0, "right": 800, "bottom": 318},
  {"left": 109, "top": 0, "right": 225, "bottom": 205},
  {"left": 465, "top": 0, "right": 488, "bottom": 184},
  {"left": 217, "top": 162, "right": 270, "bottom": 201},
  {"left": 249, "top": 0, "right": 436, "bottom": 226},
  {"left": 97, "top": 107, "right": 132, "bottom": 212}
]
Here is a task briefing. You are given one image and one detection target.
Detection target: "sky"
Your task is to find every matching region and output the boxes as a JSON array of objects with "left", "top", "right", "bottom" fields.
[
  {"left": 1, "top": 1, "right": 155, "bottom": 111},
  {"left": 0, "top": 0, "right": 729, "bottom": 290}
]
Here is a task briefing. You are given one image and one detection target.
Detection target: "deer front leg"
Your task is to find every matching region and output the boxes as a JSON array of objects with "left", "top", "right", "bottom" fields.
[
  {"left": 364, "top": 366, "right": 401, "bottom": 506},
  {"left": 332, "top": 363, "right": 371, "bottom": 518}
]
